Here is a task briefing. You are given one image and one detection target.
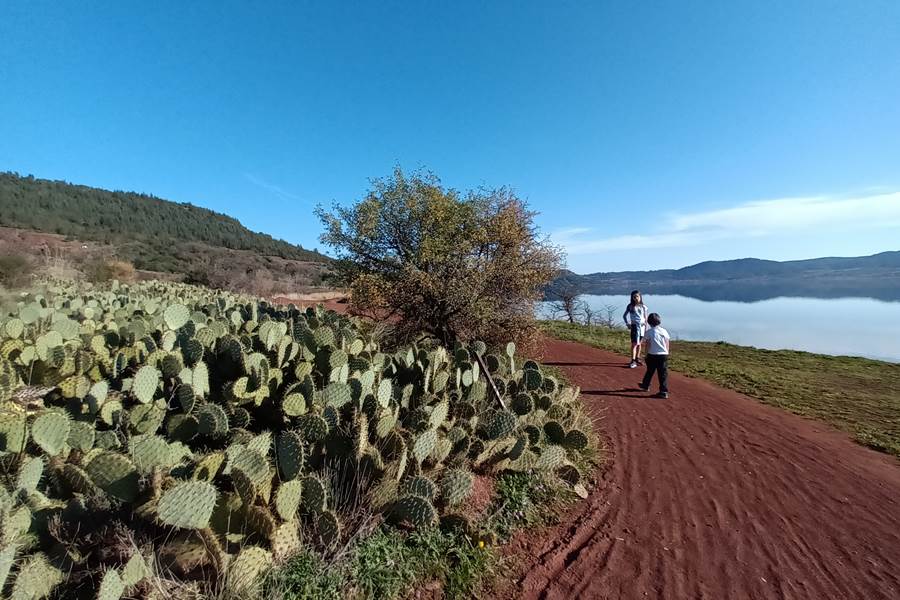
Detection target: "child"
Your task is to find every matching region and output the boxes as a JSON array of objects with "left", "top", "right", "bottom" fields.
[
  {"left": 622, "top": 290, "right": 648, "bottom": 368},
  {"left": 638, "top": 312, "right": 670, "bottom": 398}
]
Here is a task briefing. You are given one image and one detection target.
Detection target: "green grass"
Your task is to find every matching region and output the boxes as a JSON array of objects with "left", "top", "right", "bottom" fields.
[
  {"left": 266, "top": 551, "right": 345, "bottom": 600},
  {"left": 265, "top": 523, "right": 496, "bottom": 600},
  {"left": 542, "top": 320, "right": 900, "bottom": 457}
]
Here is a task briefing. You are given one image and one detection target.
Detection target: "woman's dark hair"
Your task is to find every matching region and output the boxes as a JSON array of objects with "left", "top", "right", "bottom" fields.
[
  {"left": 628, "top": 290, "right": 643, "bottom": 310},
  {"left": 647, "top": 313, "right": 661, "bottom": 327}
]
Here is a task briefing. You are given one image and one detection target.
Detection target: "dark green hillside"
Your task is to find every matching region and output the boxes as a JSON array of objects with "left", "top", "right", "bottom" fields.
[{"left": 0, "top": 172, "right": 325, "bottom": 264}]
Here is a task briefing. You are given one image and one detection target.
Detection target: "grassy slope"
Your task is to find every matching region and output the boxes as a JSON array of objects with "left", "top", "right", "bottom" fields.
[{"left": 542, "top": 321, "right": 900, "bottom": 457}]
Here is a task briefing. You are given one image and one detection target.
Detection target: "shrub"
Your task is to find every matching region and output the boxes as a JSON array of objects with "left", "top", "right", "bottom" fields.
[
  {"left": 316, "top": 168, "right": 563, "bottom": 347},
  {"left": 0, "top": 253, "right": 33, "bottom": 288},
  {"left": 83, "top": 258, "right": 136, "bottom": 282}
]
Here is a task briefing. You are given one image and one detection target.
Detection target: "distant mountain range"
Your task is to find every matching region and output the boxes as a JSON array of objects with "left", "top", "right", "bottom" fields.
[{"left": 549, "top": 252, "right": 900, "bottom": 302}]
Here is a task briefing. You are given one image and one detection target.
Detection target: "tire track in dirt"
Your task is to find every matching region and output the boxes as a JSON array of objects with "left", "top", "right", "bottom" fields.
[{"left": 501, "top": 339, "right": 900, "bottom": 600}]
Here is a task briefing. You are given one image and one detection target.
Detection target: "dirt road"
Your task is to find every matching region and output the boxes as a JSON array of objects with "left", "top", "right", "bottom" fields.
[{"left": 503, "top": 339, "right": 900, "bottom": 600}]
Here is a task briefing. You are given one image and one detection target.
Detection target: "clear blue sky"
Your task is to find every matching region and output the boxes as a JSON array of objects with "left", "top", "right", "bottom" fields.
[{"left": 2, "top": 1, "right": 899, "bottom": 273}]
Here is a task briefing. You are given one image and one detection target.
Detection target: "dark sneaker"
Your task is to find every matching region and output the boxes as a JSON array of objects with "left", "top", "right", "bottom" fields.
[
  {"left": 655, "top": 392, "right": 669, "bottom": 399},
  {"left": 638, "top": 383, "right": 649, "bottom": 392},
  {"left": 636, "top": 358, "right": 644, "bottom": 366},
  {"left": 629, "top": 361, "right": 637, "bottom": 368}
]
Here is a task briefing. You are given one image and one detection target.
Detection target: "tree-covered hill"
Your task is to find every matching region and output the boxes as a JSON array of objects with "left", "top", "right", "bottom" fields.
[{"left": 0, "top": 172, "right": 325, "bottom": 263}]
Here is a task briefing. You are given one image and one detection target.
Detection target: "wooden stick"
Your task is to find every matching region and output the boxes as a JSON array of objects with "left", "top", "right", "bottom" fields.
[{"left": 474, "top": 351, "right": 507, "bottom": 410}]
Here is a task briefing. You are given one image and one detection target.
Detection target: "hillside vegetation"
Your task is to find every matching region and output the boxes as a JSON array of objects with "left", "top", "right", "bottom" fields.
[
  {"left": 0, "top": 172, "right": 323, "bottom": 263},
  {"left": 0, "top": 173, "right": 331, "bottom": 295}
]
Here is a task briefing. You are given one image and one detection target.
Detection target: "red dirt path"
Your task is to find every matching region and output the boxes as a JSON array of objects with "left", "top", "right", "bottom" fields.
[{"left": 501, "top": 338, "right": 900, "bottom": 600}]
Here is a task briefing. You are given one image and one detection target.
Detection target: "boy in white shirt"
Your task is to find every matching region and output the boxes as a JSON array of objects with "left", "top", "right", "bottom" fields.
[{"left": 638, "top": 312, "right": 670, "bottom": 399}]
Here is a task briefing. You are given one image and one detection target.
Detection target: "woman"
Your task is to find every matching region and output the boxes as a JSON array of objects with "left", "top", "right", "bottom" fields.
[{"left": 622, "top": 290, "right": 648, "bottom": 368}]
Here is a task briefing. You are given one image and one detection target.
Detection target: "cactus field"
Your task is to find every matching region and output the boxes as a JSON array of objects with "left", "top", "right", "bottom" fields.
[{"left": 0, "top": 279, "right": 591, "bottom": 598}]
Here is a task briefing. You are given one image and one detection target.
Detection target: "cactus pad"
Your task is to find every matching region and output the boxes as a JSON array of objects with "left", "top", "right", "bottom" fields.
[
  {"left": 392, "top": 494, "right": 437, "bottom": 528},
  {"left": 543, "top": 421, "right": 566, "bottom": 445},
  {"left": 226, "top": 546, "right": 272, "bottom": 596},
  {"left": 428, "top": 401, "right": 449, "bottom": 430},
  {"left": 535, "top": 445, "right": 567, "bottom": 471},
  {"left": 440, "top": 469, "right": 474, "bottom": 506},
  {"left": 163, "top": 304, "right": 191, "bottom": 330},
  {"left": 58, "top": 465, "right": 93, "bottom": 499},
  {"left": 10, "top": 553, "right": 63, "bottom": 600},
  {"left": 232, "top": 468, "right": 258, "bottom": 504},
  {"left": 317, "top": 510, "right": 341, "bottom": 547},
  {"left": 296, "top": 414, "right": 328, "bottom": 442},
  {"left": 376, "top": 379, "right": 392, "bottom": 407},
  {"left": 0, "top": 544, "right": 16, "bottom": 592},
  {"left": 282, "top": 393, "right": 307, "bottom": 417},
  {"left": 300, "top": 475, "right": 327, "bottom": 514},
  {"left": 193, "top": 452, "right": 225, "bottom": 481},
  {"left": 121, "top": 552, "right": 150, "bottom": 588},
  {"left": 275, "top": 479, "right": 303, "bottom": 520},
  {"left": 198, "top": 403, "right": 229, "bottom": 438},
  {"left": 176, "top": 384, "right": 196, "bottom": 413},
  {"left": 323, "top": 382, "right": 351, "bottom": 408},
  {"left": 16, "top": 455, "right": 44, "bottom": 493},
  {"left": 276, "top": 430, "right": 305, "bottom": 481},
  {"left": 97, "top": 568, "right": 125, "bottom": 600},
  {"left": 564, "top": 429, "right": 589, "bottom": 451},
  {"left": 522, "top": 368, "right": 543, "bottom": 391},
  {"left": 484, "top": 410, "right": 517, "bottom": 440},
  {"left": 31, "top": 411, "right": 71, "bottom": 456},
  {"left": 67, "top": 420, "right": 95, "bottom": 452},
  {"left": 85, "top": 451, "right": 140, "bottom": 502},
  {"left": 0, "top": 411, "right": 27, "bottom": 453},
  {"left": 271, "top": 522, "right": 302, "bottom": 560},
  {"left": 132, "top": 365, "right": 160, "bottom": 404},
  {"left": 130, "top": 435, "right": 174, "bottom": 473},
  {"left": 412, "top": 429, "right": 437, "bottom": 464},
  {"left": 401, "top": 475, "right": 437, "bottom": 500},
  {"left": 158, "top": 481, "right": 217, "bottom": 529},
  {"left": 512, "top": 393, "right": 534, "bottom": 415}
]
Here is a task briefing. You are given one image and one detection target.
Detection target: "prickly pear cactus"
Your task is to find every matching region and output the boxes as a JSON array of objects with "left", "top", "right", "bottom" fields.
[{"left": 0, "top": 278, "right": 591, "bottom": 597}]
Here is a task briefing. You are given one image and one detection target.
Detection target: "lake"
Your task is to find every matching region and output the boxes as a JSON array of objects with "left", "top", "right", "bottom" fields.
[{"left": 544, "top": 294, "right": 900, "bottom": 363}]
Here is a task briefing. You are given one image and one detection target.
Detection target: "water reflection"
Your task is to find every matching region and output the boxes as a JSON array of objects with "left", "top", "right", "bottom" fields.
[
  {"left": 543, "top": 294, "right": 900, "bottom": 363},
  {"left": 576, "top": 283, "right": 900, "bottom": 303}
]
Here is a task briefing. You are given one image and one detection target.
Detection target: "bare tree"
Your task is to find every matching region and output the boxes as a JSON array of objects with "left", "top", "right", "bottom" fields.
[
  {"left": 547, "top": 283, "right": 582, "bottom": 323},
  {"left": 579, "top": 300, "right": 595, "bottom": 326},
  {"left": 598, "top": 303, "right": 619, "bottom": 328}
]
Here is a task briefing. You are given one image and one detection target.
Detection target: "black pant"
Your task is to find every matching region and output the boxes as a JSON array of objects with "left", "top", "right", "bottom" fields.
[{"left": 641, "top": 354, "right": 668, "bottom": 393}]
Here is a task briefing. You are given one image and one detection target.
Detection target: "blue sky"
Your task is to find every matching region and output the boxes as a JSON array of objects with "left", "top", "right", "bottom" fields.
[{"left": 1, "top": 1, "right": 899, "bottom": 273}]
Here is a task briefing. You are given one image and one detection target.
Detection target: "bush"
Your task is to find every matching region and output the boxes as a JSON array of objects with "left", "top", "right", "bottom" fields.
[
  {"left": 0, "top": 253, "right": 33, "bottom": 288},
  {"left": 83, "top": 258, "right": 136, "bottom": 282},
  {"left": 317, "top": 168, "right": 563, "bottom": 347}
]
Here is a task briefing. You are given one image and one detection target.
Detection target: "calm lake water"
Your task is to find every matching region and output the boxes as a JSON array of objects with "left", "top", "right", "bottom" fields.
[{"left": 544, "top": 294, "right": 900, "bottom": 363}]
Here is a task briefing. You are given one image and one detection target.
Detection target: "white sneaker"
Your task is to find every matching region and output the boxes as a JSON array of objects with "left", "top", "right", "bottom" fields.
[{"left": 629, "top": 361, "right": 637, "bottom": 368}]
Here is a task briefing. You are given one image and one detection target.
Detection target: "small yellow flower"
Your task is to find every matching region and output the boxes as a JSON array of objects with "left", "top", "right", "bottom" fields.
[{"left": 478, "top": 540, "right": 485, "bottom": 548}]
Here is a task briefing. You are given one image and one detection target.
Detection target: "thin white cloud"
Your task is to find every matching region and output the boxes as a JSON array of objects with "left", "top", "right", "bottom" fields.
[
  {"left": 556, "top": 190, "right": 900, "bottom": 255},
  {"left": 243, "top": 173, "right": 301, "bottom": 201}
]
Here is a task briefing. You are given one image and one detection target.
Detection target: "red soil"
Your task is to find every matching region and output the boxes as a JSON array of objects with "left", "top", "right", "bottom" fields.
[{"left": 501, "top": 339, "right": 900, "bottom": 600}]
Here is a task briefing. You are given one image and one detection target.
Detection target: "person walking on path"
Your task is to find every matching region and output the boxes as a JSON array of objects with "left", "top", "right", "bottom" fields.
[
  {"left": 638, "top": 312, "right": 670, "bottom": 398},
  {"left": 623, "top": 290, "right": 649, "bottom": 368}
]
